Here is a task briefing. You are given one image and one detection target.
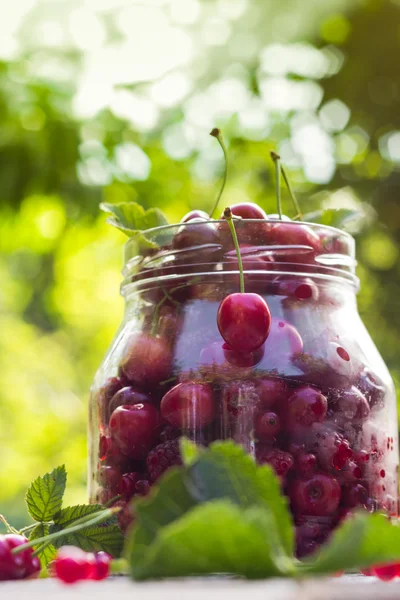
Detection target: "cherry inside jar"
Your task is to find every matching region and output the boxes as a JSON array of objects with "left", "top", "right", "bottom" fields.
[{"left": 89, "top": 219, "right": 398, "bottom": 557}]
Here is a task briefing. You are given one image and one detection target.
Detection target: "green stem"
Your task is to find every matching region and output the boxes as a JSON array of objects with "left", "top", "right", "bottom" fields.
[
  {"left": 11, "top": 507, "right": 120, "bottom": 556},
  {"left": 224, "top": 207, "right": 245, "bottom": 294},
  {"left": 105, "top": 495, "right": 121, "bottom": 508},
  {"left": 18, "top": 523, "right": 41, "bottom": 535},
  {"left": 0, "top": 514, "right": 19, "bottom": 535},
  {"left": 280, "top": 164, "right": 302, "bottom": 220},
  {"left": 110, "top": 557, "right": 129, "bottom": 576},
  {"left": 209, "top": 128, "right": 228, "bottom": 218},
  {"left": 270, "top": 151, "right": 282, "bottom": 220}
]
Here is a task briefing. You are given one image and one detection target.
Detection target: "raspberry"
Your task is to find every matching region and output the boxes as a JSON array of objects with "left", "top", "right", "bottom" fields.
[
  {"left": 146, "top": 439, "right": 182, "bottom": 482},
  {"left": 257, "top": 447, "right": 294, "bottom": 478},
  {"left": 113, "top": 500, "right": 134, "bottom": 532}
]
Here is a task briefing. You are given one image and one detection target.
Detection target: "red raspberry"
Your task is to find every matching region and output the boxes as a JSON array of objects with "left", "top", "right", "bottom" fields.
[{"left": 146, "top": 439, "right": 182, "bottom": 482}]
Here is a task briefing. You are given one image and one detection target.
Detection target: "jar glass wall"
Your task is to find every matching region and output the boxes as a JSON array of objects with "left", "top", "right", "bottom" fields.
[{"left": 89, "top": 219, "right": 398, "bottom": 556}]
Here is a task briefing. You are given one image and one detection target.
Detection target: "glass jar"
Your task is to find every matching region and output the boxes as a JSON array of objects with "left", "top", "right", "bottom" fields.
[{"left": 89, "top": 218, "right": 398, "bottom": 556}]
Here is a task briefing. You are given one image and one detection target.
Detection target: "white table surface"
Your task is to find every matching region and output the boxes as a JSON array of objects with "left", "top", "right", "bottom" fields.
[{"left": 1, "top": 575, "right": 399, "bottom": 600}]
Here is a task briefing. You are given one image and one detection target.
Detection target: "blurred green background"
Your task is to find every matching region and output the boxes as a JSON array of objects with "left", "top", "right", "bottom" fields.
[{"left": 1, "top": 0, "right": 400, "bottom": 527}]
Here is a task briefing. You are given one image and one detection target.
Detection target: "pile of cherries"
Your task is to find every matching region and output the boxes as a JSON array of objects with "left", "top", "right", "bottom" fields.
[
  {"left": 53, "top": 547, "right": 111, "bottom": 584},
  {"left": 93, "top": 195, "right": 397, "bottom": 560},
  {"left": 0, "top": 534, "right": 40, "bottom": 581}
]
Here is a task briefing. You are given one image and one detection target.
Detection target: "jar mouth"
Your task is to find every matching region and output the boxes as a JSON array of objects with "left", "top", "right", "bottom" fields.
[{"left": 122, "top": 218, "right": 359, "bottom": 293}]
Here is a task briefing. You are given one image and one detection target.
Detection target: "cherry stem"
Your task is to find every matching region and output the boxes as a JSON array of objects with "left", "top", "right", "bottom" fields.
[
  {"left": 0, "top": 514, "right": 19, "bottom": 535},
  {"left": 110, "top": 557, "right": 129, "bottom": 576},
  {"left": 209, "top": 128, "right": 228, "bottom": 219},
  {"left": 270, "top": 151, "right": 282, "bottom": 220},
  {"left": 11, "top": 507, "right": 120, "bottom": 556},
  {"left": 224, "top": 207, "right": 245, "bottom": 294},
  {"left": 270, "top": 151, "right": 302, "bottom": 220}
]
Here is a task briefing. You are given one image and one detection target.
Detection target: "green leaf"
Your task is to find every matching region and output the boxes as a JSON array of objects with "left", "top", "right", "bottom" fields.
[
  {"left": 127, "top": 468, "right": 196, "bottom": 567},
  {"left": 29, "top": 524, "right": 56, "bottom": 569},
  {"left": 50, "top": 503, "right": 123, "bottom": 557},
  {"left": 100, "top": 202, "right": 169, "bottom": 233},
  {"left": 50, "top": 523, "right": 124, "bottom": 557},
  {"left": 130, "top": 501, "right": 294, "bottom": 581},
  {"left": 303, "top": 512, "right": 400, "bottom": 575},
  {"left": 53, "top": 503, "right": 116, "bottom": 527},
  {"left": 304, "top": 208, "right": 364, "bottom": 230},
  {"left": 179, "top": 438, "right": 203, "bottom": 466},
  {"left": 25, "top": 465, "right": 67, "bottom": 522},
  {"left": 186, "top": 441, "right": 294, "bottom": 556}
]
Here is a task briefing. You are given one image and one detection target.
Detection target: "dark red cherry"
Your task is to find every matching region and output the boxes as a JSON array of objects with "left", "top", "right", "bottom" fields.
[
  {"left": 119, "top": 333, "right": 172, "bottom": 389},
  {"left": 341, "top": 483, "right": 368, "bottom": 508},
  {"left": 217, "top": 293, "right": 271, "bottom": 353},
  {"left": 109, "top": 403, "right": 160, "bottom": 459},
  {"left": 221, "top": 203, "right": 268, "bottom": 220},
  {"left": 267, "top": 221, "right": 322, "bottom": 263},
  {"left": 172, "top": 218, "right": 220, "bottom": 249},
  {"left": 222, "top": 342, "right": 264, "bottom": 367},
  {"left": 276, "top": 277, "right": 319, "bottom": 302},
  {"left": 54, "top": 547, "right": 92, "bottom": 584},
  {"left": 98, "top": 465, "right": 121, "bottom": 491},
  {"left": 255, "top": 411, "right": 281, "bottom": 441},
  {"left": 161, "top": 382, "right": 215, "bottom": 429},
  {"left": 108, "top": 387, "right": 152, "bottom": 420},
  {"left": 254, "top": 377, "right": 290, "bottom": 410},
  {"left": 290, "top": 473, "right": 341, "bottom": 516},
  {"left": 285, "top": 386, "right": 328, "bottom": 431},
  {"left": 331, "top": 386, "right": 370, "bottom": 424},
  {"left": 97, "top": 377, "right": 125, "bottom": 425},
  {"left": 117, "top": 472, "right": 140, "bottom": 500},
  {"left": 296, "top": 452, "right": 317, "bottom": 477},
  {"left": 181, "top": 210, "right": 209, "bottom": 222}
]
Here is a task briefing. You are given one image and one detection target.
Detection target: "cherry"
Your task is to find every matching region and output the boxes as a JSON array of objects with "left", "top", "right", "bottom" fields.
[
  {"left": 276, "top": 277, "right": 319, "bottom": 302},
  {"left": 161, "top": 382, "right": 215, "bottom": 429},
  {"left": 222, "top": 342, "right": 264, "bottom": 367},
  {"left": 172, "top": 218, "right": 221, "bottom": 251},
  {"left": 109, "top": 403, "right": 160, "bottom": 459},
  {"left": 290, "top": 473, "right": 341, "bottom": 516},
  {"left": 181, "top": 210, "right": 209, "bottom": 222},
  {"left": 358, "top": 367, "right": 386, "bottom": 410},
  {"left": 108, "top": 387, "right": 152, "bottom": 421},
  {"left": 88, "top": 552, "right": 111, "bottom": 581},
  {"left": 221, "top": 202, "right": 268, "bottom": 221},
  {"left": 217, "top": 293, "right": 271, "bottom": 353},
  {"left": 265, "top": 319, "right": 303, "bottom": 359},
  {"left": 257, "top": 448, "right": 294, "bottom": 478},
  {"left": 285, "top": 386, "right": 327, "bottom": 431},
  {"left": 255, "top": 411, "right": 281, "bottom": 441},
  {"left": 54, "top": 546, "right": 92, "bottom": 584},
  {"left": 341, "top": 483, "right": 368, "bottom": 508},
  {"left": 268, "top": 221, "right": 321, "bottom": 260},
  {"left": 119, "top": 333, "right": 172, "bottom": 389},
  {"left": 0, "top": 534, "right": 40, "bottom": 581},
  {"left": 296, "top": 452, "right": 318, "bottom": 477},
  {"left": 219, "top": 381, "right": 259, "bottom": 438},
  {"left": 331, "top": 387, "right": 370, "bottom": 424},
  {"left": 218, "top": 203, "right": 270, "bottom": 247},
  {"left": 372, "top": 563, "right": 400, "bottom": 581},
  {"left": 224, "top": 244, "right": 273, "bottom": 292},
  {"left": 98, "top": 465, "right": 121, "bottom": 491},
  {"left": 254, "top": 377, "right": 290, "bottom": 410}
]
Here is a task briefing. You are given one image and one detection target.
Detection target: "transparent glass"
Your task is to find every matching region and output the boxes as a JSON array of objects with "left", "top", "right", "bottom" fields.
[{"left": 89, "top": 219, "right": 398, "bottom": 556}]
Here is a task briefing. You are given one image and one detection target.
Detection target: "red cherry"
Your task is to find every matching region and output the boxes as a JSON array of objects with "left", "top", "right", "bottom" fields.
[
  {"left": 217, "top": 293, "right": 271, "bottom": 353},
  {"left": 285, "top": 386, "right": 328, "bottom": 430},
  {"left": 222, "top": 342, "right": 264, "bottom": 367},
  {"left": 54, "top": 546, "right": 92, "bottom": 584},
  {"left": 268, "top": 222, "right": 321, "bottom": 263},
  {"left": 108, "top": 386, "right": 152, "bottom": 420},
  {"left": 117, "top": 472, "right": 140, "bottom": 500},
  {"left": 255, "top": 411, "right": 281, "bottom": 441},
  {"left": 109, "top": 403, "right": 160, "bottom": 459},
  {"left": 221, "top": 203, "right": 268, "bottom": 220},
  {"left": 254, "top": 377, "right": 290, "bottom": 409},
  {"left": 172, "top": 218, "right": 221, "bottom": 250},
  {"left": 161, "top": 382, "right": 215, "bottom": 429},
  {"left": 98, "top": 465, "right": 121, "bottom": 491},
  {"left": 290, "top": 473, "right": 341, "bottom": 516},
  {"left": 331, "top": 386, "right": 370, "bottom": 424},
  {"left": 372, "top": 563, "right": 400, "bottom": 581},
  {"left": 276, "top": 277, "right": 319, "bottom": 301},
  {"left": 341, "top": 483, "right": 368, "bottom": 508},
  {"left": 97, "top": 377, "right": 125, "bottom": 425},
  {"left": 181, "top": 210, "right": 210, "bottom": 222},
  {"left": 263, "top": 319, "right": 304, "bottom": 357},
  {"left": 296, "top": 452, "right": 317, "bottom": 476},
  {"left": 88, "top": 552, "right": 111, "bottom": 581},
  {"left": 119, "top": 334, "right": 172, "bottom": 389}
]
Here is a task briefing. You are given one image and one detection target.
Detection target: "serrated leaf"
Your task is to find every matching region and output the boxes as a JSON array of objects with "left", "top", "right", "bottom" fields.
[
  {"left": 53, "top": 503, "right": 116, "bottom": 527},
  {"left": 51, "top": 523, "right": 123, "bottom": 557},
  {"left": 29, "top": 524, "right": 56, "bottom": 569},
  {"left": 303, "top": 512, "right": 400, "bottom": 575},
  {"left": 186, "top": 441, "right": 294, "bottom": 557},
  {"left": 25, "top": 465, "right": 67, "bottom": 522},
  {"left": 130, "top": 501, "right": 293, "bottom": 581},
  {"left": 304, "top": 208, "right": 365, "bottom": 230},
  {"left": 100, "top": 202, "right": 169, "bottom": 233}
]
